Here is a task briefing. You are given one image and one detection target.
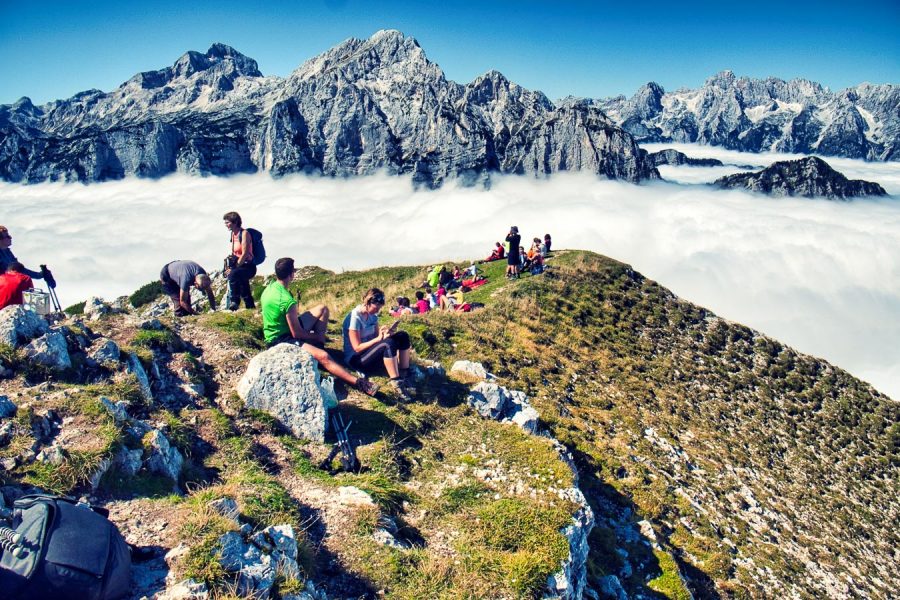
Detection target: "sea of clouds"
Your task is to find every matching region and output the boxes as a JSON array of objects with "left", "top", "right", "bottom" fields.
[{"left": 2, "top": 144, "right": 898, "bottom": 399}]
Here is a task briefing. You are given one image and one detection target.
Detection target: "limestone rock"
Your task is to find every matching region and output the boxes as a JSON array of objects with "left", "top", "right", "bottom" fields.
[
  {"left": 157, "top": 579, "right": 210, "bottom": 600},
  {"left": 100, "top": 396, "right": 129, "bottom": 423},
  {"left": 144, "top": 429, "right": 184, "bottom": 484},
  {"left": 114, "top": 447, "right": 143, "bottom": 476},
  {"left": 596, "top": 575, "right": 628, "bottom": 600},
  {"left": 237, "top": 344, "right": 335, "bottom": 441},
  {"left": 36, "top": 444, "right": 65, "bottom": 465},
  {"left": 0, "top": 305, "right": 49, "bottom": 348},
  {"left": 451, "top": 360, "right": 494, "bottom": 380},
  {"left": 23, "top": 330, "right": 71, "bottom": 370},
  {"left": 83, "top": 296, "right": 111, "bottom": 321},
  {"left": 467, "top": 382, "right": 539, "bottom": 433},
  {"left": 88, "top": 337, "right": 121, "bottom": 364},
  {"left": 338, "top": 486, "right": 377, "bottom": 507},
  {"left": 208, "top": 497, "right": 240, "bottom": 523},
  {"left": 0, "top": 396, "right": 16, "bottom": 419},
  {"left": 218, "top": 531, "right": 276, "bottom": 597},
  {"left": 127, "top": 352, "right": 153, "bottom": 402}
]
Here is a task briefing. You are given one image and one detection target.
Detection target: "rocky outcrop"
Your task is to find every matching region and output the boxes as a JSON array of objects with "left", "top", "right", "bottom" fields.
[
  {"left": 714, "top": 156, "right": 888, "bottom": 199},
  {"left": 144, "top": 428, "right": 184, "bottom": 485},
  {"left": 23, "top": 331, "right": 71, "bottom": 370},
  {"left": 0, "top": 31, "right": 659, "bottom": 187},
  {"left": 645, "top": 148, "right": 724, "bottom": 167},
  {"left": 0, "top": 305, "right": 49, "bottom": 348},
  {"left": 450, "top": 359, "right": 494, "bottom": 380},
  {"left": 597, "top": 72, "right": 900, "bottom": 161},
  {"left": 467, "top": 381, "right": 539, "bottom": 433},
  {"left": 237, "top": 344, "right": 337, "bottom": 441}
]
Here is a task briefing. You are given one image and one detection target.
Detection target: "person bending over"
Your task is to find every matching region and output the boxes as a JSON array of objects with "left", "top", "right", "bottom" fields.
[
  {"left": 223, "top": 211, "right": 257, "bottom": 310},
  {"left": 0, "top": 262, "right": 33, "bottom": 310},
  {"left": 343, "top": 288, "right": 413, "bottom": 399},
  {"left": 159, "top": 260, "right": 216, "bottom": 316},
  {"left": 262, "top": 257, "right": 378, "bottom": 396}
]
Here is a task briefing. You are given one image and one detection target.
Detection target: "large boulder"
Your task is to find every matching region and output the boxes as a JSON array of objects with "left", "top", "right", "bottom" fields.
[
  {"left": 237, "top": 344, "right": 336, "bottom": 441},
  {"left": 218, "top": 531, "right": 276, "bottom": 597},
  {"left": 88, "top": 337, "right": 121, "bottom": 365},
  {"left": 0, "top": 305, "right": 49, "bottom": 348},
  {"left": 23, "top": 330, "right": 71, "bottom": 370},
  {"left": 0, "top": 396, "right": 16, "bottom": 419}
]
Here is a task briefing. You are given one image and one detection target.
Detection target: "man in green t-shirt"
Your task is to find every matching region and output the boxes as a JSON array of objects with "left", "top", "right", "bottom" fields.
[{"left": 261, "top": 257, "right": 377, "bottom": 397}]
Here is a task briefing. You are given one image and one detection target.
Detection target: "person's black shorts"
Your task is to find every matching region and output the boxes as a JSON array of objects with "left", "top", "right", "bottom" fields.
[
  {"left": 507, "top": 252, "right": 520, "bottom": 266},
  {"left": 159, "top": 266, "right": 180, "bottom": 296},
  {"left": 267, "top": 333, "right": 325, "bottom": 350}
]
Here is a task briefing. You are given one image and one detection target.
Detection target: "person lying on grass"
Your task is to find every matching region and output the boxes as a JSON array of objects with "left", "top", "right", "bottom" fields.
[
  {"left": 343, "top": 287, "right": 414, "bottom": 400},
  {"left": 261, "top": 257, "right": 378, "bottom": 397}
]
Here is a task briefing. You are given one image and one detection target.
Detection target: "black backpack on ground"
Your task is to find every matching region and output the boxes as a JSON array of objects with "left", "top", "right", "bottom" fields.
[
  {"left": 0, "top": 494, "right": 131, "bottom": 600},
  {"left": 241, "top": 228, "right": 266, "bottom": 266}
]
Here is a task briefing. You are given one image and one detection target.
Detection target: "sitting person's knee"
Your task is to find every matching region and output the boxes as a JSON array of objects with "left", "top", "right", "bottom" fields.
[{"left": 393, "top": 331, "right": 411, "bottom": 349}]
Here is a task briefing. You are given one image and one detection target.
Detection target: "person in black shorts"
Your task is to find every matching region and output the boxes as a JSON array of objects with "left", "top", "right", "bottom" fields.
[
  {"left": 505, "top": 225, "right": 521, "bottom": 279},
  {"left": 159, "top": 260, "right": 216, "bottom": 316}
]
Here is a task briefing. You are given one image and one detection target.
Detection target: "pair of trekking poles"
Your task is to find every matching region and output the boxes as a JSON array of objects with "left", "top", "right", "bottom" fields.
[{"left": 39, "top": 265, "right": 62, "bottom": 312}]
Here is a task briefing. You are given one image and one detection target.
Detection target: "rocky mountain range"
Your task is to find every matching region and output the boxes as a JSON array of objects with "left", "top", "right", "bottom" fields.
[
  {"left": 596, "top": 72, "right": 899, "bottom": 161},
  {"left": 714, "top": 156, "right": 888, "bottom": 199},
  {"left": 0, "top": 30, "right": 658, "bottom": 186}
]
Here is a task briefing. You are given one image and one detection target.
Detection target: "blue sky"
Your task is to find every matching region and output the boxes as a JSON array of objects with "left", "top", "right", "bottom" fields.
[{"left": 1, "top": 0, "right": 898, "bottom": 106}]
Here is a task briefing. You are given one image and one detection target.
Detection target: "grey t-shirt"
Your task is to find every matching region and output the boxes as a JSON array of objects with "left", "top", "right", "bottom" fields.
[
  {"left": 165, "top": 260, "right": 206, "bottom": 292},
  {"left": 342, "top": 305, "right": 379, "bottom": 363}
]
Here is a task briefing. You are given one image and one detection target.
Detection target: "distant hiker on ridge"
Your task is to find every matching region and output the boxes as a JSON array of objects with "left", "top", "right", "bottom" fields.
[
  {"left": 159, "top": 260, "right": 216, "bottom": 317},
  {"left": 261, "top": 257, "right": 378, "bottom": 397},
  {"left": 223, "top": 211, "right": 265, "bottom": 311},
  {"left": 505, "top": 225, "right": 521, "bottom": 279}
]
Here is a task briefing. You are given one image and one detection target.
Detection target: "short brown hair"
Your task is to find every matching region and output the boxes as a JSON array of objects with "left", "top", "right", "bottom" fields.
[
  {"left": 274, "top": 257, "right": 295, "bottom": 280},
  {"left": 223, "top": 212, "right": 242, "bottom": 227},
  {"left": 7, "top": 261, "right": 23, "bottom": 273}
]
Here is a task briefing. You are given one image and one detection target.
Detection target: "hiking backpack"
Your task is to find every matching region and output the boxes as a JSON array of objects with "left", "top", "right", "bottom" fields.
[
  {"left": 0, "top": 494, "right": 131, "bottom": 600},
  {"left": 241, "top": 228, "right": 266, "bottom": 266}
]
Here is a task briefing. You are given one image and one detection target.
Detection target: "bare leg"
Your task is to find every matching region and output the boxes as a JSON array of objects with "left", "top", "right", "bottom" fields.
[
  {"left": 399, "top": 348, "right": 410, "bottom": 370},
  {"left": 309, "top": 304, "right": 330, "bottom": 336},
  {"left": 303, "top": 344, "right": 357, "bottom": 386},
  {"left": 383, "top": 356, "right": 400, "bottom": 379}
]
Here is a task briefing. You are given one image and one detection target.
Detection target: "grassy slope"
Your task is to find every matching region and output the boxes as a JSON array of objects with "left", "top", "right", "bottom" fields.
[{"left": 3, "top": 250, "right": 895, "bottom": 599}]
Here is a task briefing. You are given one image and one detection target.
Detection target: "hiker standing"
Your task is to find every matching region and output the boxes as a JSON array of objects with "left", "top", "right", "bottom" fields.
[
  {"left": 223, "top": 211, "right": 259, "bottom": 310},
  {"left": 505, "top": 226, "right": 521, "bottom": 279}
]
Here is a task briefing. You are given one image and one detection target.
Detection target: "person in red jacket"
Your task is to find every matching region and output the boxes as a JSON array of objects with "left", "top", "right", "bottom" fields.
[{"left": 0, "top": 262, "right": 33, "bottom": 309}]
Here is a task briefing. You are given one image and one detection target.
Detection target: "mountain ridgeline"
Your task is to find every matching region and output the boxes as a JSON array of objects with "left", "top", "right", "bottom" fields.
[
  {"left": 595, "top": 73, "right": 899, "bottom": 161},
  {"left": 0, "top": 31, "right": 658, "bottom": 187}
]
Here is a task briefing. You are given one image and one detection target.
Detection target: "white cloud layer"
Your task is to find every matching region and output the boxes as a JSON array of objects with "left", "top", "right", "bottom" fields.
[{"left": 2, "top": 145, "right": 899, "bottom": 399}]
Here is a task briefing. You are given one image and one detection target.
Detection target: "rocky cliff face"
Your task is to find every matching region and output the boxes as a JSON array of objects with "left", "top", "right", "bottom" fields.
[
  {"left": 0, "top": 30, "right": 659, "bottom": 186},
  {"left": 596, "top": 71, "right": 900, "bottom": 161},
  {"left": 645, "top": 148, "right": 724, "bottom": 167},
  {"left": 714, "top": 156, "right": 888, "bottom": 199}
]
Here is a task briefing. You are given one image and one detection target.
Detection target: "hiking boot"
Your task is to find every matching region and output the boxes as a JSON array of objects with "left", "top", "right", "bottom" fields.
[
  {"left": 227, "top": 303, "right": 239, "bottom": 311},
  {"left": 390, "top": 379, "right": 413, "bottom": 402},
  {"left": 355, "top": 377, "right": 379, "bottom": 397}
]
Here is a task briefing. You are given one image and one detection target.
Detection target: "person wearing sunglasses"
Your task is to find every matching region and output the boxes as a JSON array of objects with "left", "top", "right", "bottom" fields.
[
  {"left": 0, "top": 225, "right": 45, "bottom": 281},
  {"left": 342, "top": 287, "right": 413, "bottom": 399},
  {"left": 261, "top": 257, "right": 378, "bottom": 397}
]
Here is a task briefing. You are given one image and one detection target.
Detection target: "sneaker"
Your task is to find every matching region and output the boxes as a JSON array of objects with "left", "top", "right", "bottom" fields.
[{"left": 355, "top": 377, "right": 379, "bottom": 397}]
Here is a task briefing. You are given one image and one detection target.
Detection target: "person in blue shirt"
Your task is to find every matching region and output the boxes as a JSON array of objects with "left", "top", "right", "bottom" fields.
[{"left": 0, "top": 225, "right": 45, "bottom": 281}]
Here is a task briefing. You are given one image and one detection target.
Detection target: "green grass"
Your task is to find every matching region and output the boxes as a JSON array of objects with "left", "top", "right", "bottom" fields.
[
  {"left": 130, "top": 280, "right": 165, "bottom": 308},
  {"left": 64, "top": 301, "right": 86, "bottom": 315},
  {"left": 200, "top": 312, "right": 265, "bottom": 350},
  {"left": 647, "top": 550, "right": 692, "bottom": 600},
  {"left": 132, "top": 328, "right": 178, "bottom": 350}
]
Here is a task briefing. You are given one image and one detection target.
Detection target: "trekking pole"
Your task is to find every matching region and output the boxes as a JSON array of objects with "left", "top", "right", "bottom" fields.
[
  {"left": 331, "top": 412, "right": 358, "bottom": 471},
  {"left": 40, "top": 265, "right": 62, "bottom": 312}
]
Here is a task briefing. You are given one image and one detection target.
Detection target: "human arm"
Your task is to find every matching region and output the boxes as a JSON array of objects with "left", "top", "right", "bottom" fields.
[
  {"left": 178, "top": 288, "right": 197, "bottom": 314},
  {"left": 347, "top": 324, "right": 389, "bottom": 354},
  {"left": 236, "top": 230, "right": 253, "bottom": 266},
  {"left": 206, "top": 288, "right": 217, "bottom": 311}
]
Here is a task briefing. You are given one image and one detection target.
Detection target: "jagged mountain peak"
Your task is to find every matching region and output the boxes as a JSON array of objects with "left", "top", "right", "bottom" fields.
[
  {"left": 130, "top": 43, "right": 262, "bottom": 89},
  {"left": 714, "top": 155, "right": 887, "bottom": 198},
  {"left": 292, "top": 29, "right": 436, "bottom": 81},
  {"left": 706, "top": 69, "right": 737, "bottom": 88}
]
